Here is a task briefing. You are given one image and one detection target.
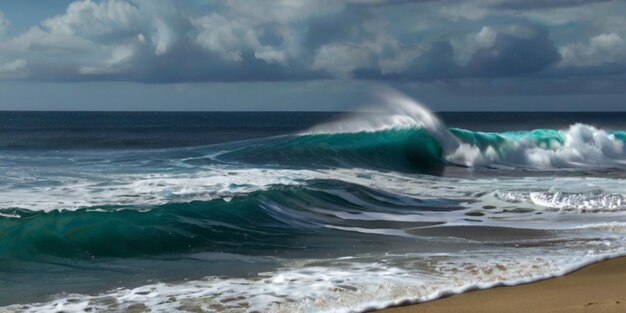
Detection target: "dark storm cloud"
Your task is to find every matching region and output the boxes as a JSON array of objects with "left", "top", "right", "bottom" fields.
[
  {"left": 355, "top": 41, "right": 462, "bottom": 81},
  {"left": 21, "top": 40, "right": 327, "bottom": 83},
  {"left": 465, "top": 29, "right": 561, "bottom": 77},
  {"left": 131, "top": 44, "right": 326, "bottom": 83},
  {"left": 304, "top": 9, "right": 368, "bottom": 49},
  {"left": 408, "top": 42, "right": 462, "bottom": 80},
  {"left": 355, "top": 27, "right": 560, "bottom": 81}
]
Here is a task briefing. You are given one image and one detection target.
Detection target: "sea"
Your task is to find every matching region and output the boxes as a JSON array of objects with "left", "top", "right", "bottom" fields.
[{"left": 2, "top": 93, "right": 626, "bottom": 312}]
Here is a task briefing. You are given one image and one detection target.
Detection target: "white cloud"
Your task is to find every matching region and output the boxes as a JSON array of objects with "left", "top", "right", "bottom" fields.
[
  {"left": 40, "top": 0, "right": 180, "bottom": 56},
  {"left": 42, "top": 0, "right": 142, "bottom": 36},
  {"left": 0, "top": 0, "right": 185, "bottom": 79},
  {"left": 192, "top": 9, "right": 297, "bottom": 65},
  {"left": 0, "top": 59, "right": 26, "bottom": 73},
  {"left": 189, "top": 0, "right": 369, "bottom": 66},
  {"left": 379, "top": 46, "right": 423, "bottom": 75},
  {"left": 78, "top": 44, "right": 136, "bottom": 75},
  {"left": 222, "top": 0, "right": 343, "bottom": 24},
  {"left": 3, "top": 26, "right": 95, "bottom": 52},
  {"left": 254, "top": 47, "right": 288, "bottom": 64},
  {"left": 0, "top": 0, "right": 623, "bottom": 83},
  {"left": 313, "top": 18, "right": 403, "bottom": 76},
  {"left": 312, "top": 44, "right": 371, "bottom": 78},
  {"left": 78, "top": 44, "right": 134, "bottom": 75},
  {"left": 452, "top": 26, "right": 498, "bottom": 64},
  {"left": 474, "top": 26, "right": 498, "bottom": 48},
  {"left": 110, "top": 44, "right": 135, "bottom": 65},
  {"left": 193, "top": 14, "right": 246, "bottom": 61},
  {"left": 559, "top": 33, "right": 626, "bottom": 67},
  {"left": 450, "top": 24, "right": 545, "bottom": 65},
  {"left": 136, "top": 0, "right": 182, "bottom": 55},
  {"left": 151, "top": 17, "right": 176, "bottom": 55}
]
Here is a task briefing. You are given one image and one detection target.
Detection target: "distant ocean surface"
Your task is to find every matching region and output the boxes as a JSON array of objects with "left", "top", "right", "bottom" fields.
[{"left": 3, "top": 100, "right": 626, "bottom": 312}]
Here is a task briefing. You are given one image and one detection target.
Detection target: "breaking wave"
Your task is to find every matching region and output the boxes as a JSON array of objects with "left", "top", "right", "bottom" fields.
[{"left": 217, "top": 90, "right": 626, "bottom": 172}]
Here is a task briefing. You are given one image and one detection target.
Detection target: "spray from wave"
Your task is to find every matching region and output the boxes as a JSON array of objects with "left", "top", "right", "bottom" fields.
[{"left": 307, "top": 88, "right": 462, "bottom": 153}]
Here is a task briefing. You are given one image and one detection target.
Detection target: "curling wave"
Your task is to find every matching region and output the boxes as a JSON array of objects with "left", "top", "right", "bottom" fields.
[
  {"left": 216, "top": 124, "right": 626, "bottom": 173},
  {"left": 0, "top": 181, "right": 459, "bottom": 259},
  {"left": 217, "top": 90, "right": 626, "bottom": 172}
]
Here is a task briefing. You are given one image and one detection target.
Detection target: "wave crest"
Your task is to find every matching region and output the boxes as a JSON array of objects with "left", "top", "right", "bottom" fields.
[{"left": 447, "top": 124, "right": 626, "bottom": 169}]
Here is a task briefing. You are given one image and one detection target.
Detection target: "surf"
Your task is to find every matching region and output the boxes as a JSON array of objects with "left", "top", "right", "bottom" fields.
[
  {"left": 213, "top": 90, "right": 626, "bottom": 172},
  {"left": 4, "top": 102, "right": 626, "bottom": 313}
]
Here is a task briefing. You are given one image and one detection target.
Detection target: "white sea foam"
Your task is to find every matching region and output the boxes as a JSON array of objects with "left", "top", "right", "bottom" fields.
[
  {"left": 3, "top": 167, "right": 626, "bottom": 312},
  {"left": 570, "top": 222, "right": 626, "bottom": 233},
  {"left": 4, "top": 92, "right": 626, "bottom": 313},
  {"left": 530, "top": 191, "right": 626, "bottom": 212},
  {"left": 4, "top": 243, "right": 624, "bottom": 313},
  {"left": 324, "top": 225, "right": 416, "bottom": 238},
  {"left": 447, "top": 123, "right": 626, "bottom": 168},
  {"left": 3, "top": 165, "right": 626, "bottom": 221},
  {"left": 0, "top": 168, "right": 319, "bottom": 212},
  {"left": 6, "top": 165, "right": 626, "bottom": 313}
]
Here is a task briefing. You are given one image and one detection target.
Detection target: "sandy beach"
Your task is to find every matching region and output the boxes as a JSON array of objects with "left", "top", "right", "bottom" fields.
[{"left": 375, "top": 256, "right": 626, "bottom": 313}]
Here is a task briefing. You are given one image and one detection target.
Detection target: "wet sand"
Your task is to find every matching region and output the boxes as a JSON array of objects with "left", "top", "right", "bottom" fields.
[{"left": 374, "top": 256, "right": 626, "bottom": 313}]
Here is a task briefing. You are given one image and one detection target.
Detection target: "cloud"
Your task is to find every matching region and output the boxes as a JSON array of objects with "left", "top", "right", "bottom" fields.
[
  {"left": 2, "top": 26, "right": 96, "bottom": 52},
  {"left": 405, "top": 41, "right": 461, "bottom": 80},
  {"left": 354, "top": 24, "right": 560, "bottom": 80},
  {"left": 379, "top": 46, "right": 424, "bottom": 75},
  {"left": 41, "top": 0, "right": 142, "bottom": 36},
  {"left": 559, "top": 33, "right": 626, "bottom": 67},
  {"left": 0, "top": 59, "right": 27, "bottom": 80},
  {"left": 0, "top": 0, "right": 623, "bottom": 91},
  {"left": 0, "top": 11, "right": 9, "bottom": 34},
  {"left": 313, "top": 44, "right": 372, "bottom": 78},
  {"left": 193, "top": 14, "right": 247, "bottom": 62},
  {"left": 254, "top": 47, "right": 288, "bottom": 64},
  {"left": 452, "top": 26, "right": 497, "bottom": 64},
  {"left": 465, "top": 27, "right": 561, "bottom": 77},
  {"left": 439, "top": 2, "right": 490, "bottom": 21},
  {"left": 0, "top": 59, "right": 26, "bottom": 73}
]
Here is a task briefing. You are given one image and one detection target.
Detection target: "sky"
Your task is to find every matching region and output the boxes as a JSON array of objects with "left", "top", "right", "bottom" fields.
[{"left": 0, "top": 0, "right": 625, "bottom": 111}]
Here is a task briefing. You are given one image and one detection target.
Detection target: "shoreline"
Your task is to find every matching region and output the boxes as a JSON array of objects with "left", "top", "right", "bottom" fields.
[{"left": 372, "top": 256, "right": 626, "bottom": 313}]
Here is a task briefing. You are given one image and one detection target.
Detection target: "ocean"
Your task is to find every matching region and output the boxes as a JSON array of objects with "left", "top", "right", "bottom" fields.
[{"left": 3, "top": 95, "right": 626, "bottom": 312}]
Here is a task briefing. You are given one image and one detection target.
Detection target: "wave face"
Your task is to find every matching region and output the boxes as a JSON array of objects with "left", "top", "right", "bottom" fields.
[
  {"left": 216, "top": 91, "right": 626, "bottom": 172},
  {"left": 215, "top": 123, "right": 626, "bottom": 173},
  {"left": 2, "top": 181, "right": 444, "bottom": 259},
  {"left": 217, "top": 128, "right": 446, "bottom": 173},
  {"left": 3, "top": 99, "right": 626, "bottom": 312}
]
